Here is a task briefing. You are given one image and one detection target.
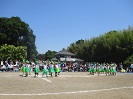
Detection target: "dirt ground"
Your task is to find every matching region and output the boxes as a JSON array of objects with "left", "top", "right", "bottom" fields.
[{"left": 0, "top": 72, "right": 133, "bottom": 99}]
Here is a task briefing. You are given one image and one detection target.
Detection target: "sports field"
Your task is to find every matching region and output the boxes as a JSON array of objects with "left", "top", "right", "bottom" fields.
[{"left": 0, "top": 72, "right": 133, "bottom": 99}]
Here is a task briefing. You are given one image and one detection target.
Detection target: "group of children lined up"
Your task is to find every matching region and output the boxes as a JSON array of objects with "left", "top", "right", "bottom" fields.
[
  {"left": 20, "top": 60, "right": 60, "bottom": 78},
  {"left": 88, "top": 63, "right": 117, "bottom": 76}
]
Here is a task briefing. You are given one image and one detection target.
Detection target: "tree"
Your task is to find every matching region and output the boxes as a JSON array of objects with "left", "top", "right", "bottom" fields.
[
  {"left": 36, "top": 54, "right": 45, "bottom": 60},
  {"left": 0, "top": 44, "right": 27, "bottom": 61},
  {"left": 0, "top": 16, "right": 37, "bottom": 59},
  {"left": 44, "top": 50, "right": 57, "bottom": 60},
  {"left": 124, "top": 54, "right": 133, "bottom": 66},
  {"left": 67, "top": 26, "right": 133, "bottom": 65}
]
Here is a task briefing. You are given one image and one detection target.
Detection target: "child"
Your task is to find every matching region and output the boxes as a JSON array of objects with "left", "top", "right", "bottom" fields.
[
  {"left": 21, "top": 63, "right": 26, "bottom": 76},
  {"left": 28, "top": 64, "right": 31, "bottom": 75},
  {"left": 49, "top": 61, "right": 55, "bottom": 77},
  {"left": 112, "top": 63, "right": 117, "bottom": 75},
  {"left": 97, "top": 64, "right": 101, "bottom": 76},
  {"left": 105, "top": 63, "right": 110, "bottom": 76},
  {"left": 57, "top": 62, "right": 61, "bottom": 75},
  {"left": 34, "top": 64, "right": 39, "bottom": 77},
  {"left": 25, "top": 64, "right": 29, "bottom": 77},
  {"left": 88, "top": 64, "right": 92, "bottom": 75},
  {"left": 54, "top": 62, "right": 60, "bottom": 77},
  {"left": 25, "top": 60, "right": 30, "bottom": 77},
  {"left": 42, "top": 62, "right": 48, "bottom": 78}
]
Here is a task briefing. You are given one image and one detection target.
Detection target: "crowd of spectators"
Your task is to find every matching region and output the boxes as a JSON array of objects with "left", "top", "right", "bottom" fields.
[
  {"left": 0, "top": 60, "right": 21, "bottom": 72},
  {"left": 0, "top": 60, "right": 133, "bottom": 73}
]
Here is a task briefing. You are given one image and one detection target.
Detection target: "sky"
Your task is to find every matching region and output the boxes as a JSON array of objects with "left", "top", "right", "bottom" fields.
[{"left": 0, "top": 0, "right": 133, "bottom": 54}]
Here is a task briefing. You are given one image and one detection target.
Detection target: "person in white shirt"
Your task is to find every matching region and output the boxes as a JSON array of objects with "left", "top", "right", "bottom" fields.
[
  {"left": 49, "top": 61, "right": 55, "bottom": 77},
  {"left": 1, "top": 61, "right": 3, "bottom": 66},
  {"left": 42, "top": 62, "right": 48, "bottom": 78}
]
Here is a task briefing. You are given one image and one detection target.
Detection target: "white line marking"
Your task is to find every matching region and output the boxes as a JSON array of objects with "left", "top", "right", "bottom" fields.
[
  {"left": 0, "top": 86, "right": 132, "bottom": 96},
  {"left": 42, "top": 78, "right": 52, "bottom": 83}
]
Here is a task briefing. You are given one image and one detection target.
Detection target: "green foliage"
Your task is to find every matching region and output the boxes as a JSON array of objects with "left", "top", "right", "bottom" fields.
[
  {"left": 36, "top": 50, "right": 57, "bottom": 61},
  {"left": 0, "top": 44, "right": 27, "bottom": 61},
  {"left": 67, "top": 26, "right": 133, "bottom": 64},
  {"left": 123, "top": 54, "right": 133, "bottom": 66},
  {"left": 44, "top": 50, "right": 57, "bottom": 60},
  {"left": 36, "top": 54, "right": 45, "bottom": 60},
  {"left": 0, "top": 16, "right": 37, "bottom": 60}
]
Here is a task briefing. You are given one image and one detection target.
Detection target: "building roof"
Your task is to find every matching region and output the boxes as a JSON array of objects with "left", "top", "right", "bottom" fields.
[{"left": 56, "top": 50, "right": 75, "bottom": 56}]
